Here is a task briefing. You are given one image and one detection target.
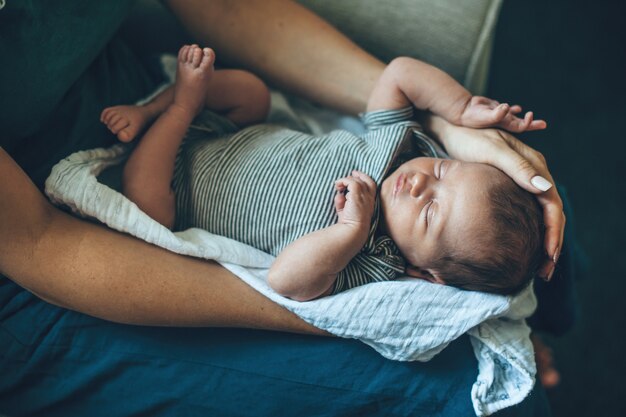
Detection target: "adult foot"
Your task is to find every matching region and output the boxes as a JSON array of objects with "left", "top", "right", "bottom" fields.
[
  {"left": 172, "top": 44, "right": 215, "bottom": 116},
  {"left": 100, "top": 105, "right": 153, "bottom": 143},
  {"left": 531, "top": 333, "right": 561, "bottom": 388}
]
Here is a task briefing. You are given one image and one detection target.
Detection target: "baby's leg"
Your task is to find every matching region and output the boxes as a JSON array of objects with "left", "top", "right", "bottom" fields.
[
  {"left": 204, "top": 69, "right": 270, "bottom": 127},
  {"left": 102, "top": 61, "right": 269, "bottom": 141},
  {"left": 123, "top": 45, "right": 214, "bottom": 229},
  {"left": 101, "top": 83, "right": 175, "bottom": 143}
]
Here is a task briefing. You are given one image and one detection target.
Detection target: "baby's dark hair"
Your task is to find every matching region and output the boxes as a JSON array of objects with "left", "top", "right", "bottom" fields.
[{"left": 431, "top": 171, "right": 545, "bottom": 295}]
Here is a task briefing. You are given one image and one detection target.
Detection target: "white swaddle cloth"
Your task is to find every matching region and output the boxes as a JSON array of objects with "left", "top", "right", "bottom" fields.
[{"left": 44, "top": 61, "right": 537, "bottom": 416}]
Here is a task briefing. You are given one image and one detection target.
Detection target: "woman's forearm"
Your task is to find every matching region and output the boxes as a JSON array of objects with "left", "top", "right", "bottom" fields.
[
  {"left": 0, "top": 150, "right": 326, "bottom": 334},
  {"left": 165, "top": 0, "right": 385, "bottom": 114}
]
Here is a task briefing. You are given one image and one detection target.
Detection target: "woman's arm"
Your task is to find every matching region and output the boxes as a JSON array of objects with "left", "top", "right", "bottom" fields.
[
  {"left": 0, "top": 149, "right": 326, "bottom": 334},
  {"left": 165, "top": 0, "right": 384, "bottom": 115}
]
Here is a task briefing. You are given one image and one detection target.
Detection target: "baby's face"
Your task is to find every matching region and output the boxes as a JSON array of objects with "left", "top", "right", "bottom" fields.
[{"left": 380, "top": 157, "right": 497, "bottom": 270}]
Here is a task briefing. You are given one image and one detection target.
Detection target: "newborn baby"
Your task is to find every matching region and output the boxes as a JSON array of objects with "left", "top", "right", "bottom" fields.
[{"left": 101, "top": 45, "right": 546, "bottom": 301}]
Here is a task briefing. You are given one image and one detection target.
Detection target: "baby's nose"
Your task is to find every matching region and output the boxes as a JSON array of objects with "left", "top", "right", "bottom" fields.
[{"left": 409, "top": 173, "right": 430, "bottom": 198}]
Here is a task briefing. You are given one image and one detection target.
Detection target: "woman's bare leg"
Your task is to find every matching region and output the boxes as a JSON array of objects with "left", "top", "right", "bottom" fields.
[
  {"left": 0, "top": 148, "right": 327, "bottom": 334},
  {"left": 165, "top": 0, "right": 384, "bottom": 115}
]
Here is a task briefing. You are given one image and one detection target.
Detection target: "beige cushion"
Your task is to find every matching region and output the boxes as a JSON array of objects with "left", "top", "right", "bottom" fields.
[{"left": 296, "top": 0, "right": 502, "bottom": 94}]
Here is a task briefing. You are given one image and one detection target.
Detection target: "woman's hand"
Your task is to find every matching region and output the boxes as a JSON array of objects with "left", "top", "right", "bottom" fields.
[{"left": 424, "top": 115, "right": 564, "bottom": 280}]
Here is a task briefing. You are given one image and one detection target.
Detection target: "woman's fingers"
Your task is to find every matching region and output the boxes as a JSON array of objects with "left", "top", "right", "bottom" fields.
[
  {"left": 487, "top": 135, "right": 552, "bottom": 194},
  {"left": 485, "top": 132, "right": 564, "bottom": 274},
  {"left": 496, "top": 132, "right": 565, "bottom": 276},
  {"left": 536, "top": 191, "right": 566, "bottom": 279}
]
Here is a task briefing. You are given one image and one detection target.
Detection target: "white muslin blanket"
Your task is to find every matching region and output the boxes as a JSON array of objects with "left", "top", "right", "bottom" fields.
[{"left": 44, "top": 88, "right": 537, "bottom": 417}]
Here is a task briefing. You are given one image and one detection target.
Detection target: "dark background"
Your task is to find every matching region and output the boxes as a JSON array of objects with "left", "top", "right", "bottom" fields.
[{"left": 488, "top": 1, "right": 626, "bottom": 416}]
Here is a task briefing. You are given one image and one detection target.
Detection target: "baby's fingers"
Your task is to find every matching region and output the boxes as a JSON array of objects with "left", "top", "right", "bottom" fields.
[
  {"left": 335, "top": 176, "right": 364, "bottom": 195},
  {"left": 499, "top": 111, "right": 531, "bottom": 133},
  {"left": 351, "top": 170, "right": 377, "bottom": 194},
  {"left": 334, "top": 176, "right": 352, "bottom": 192},
  {"left": 518, "top": 111, "right": 548, "bottom": 132},
  {"left": 334, "top": 191, "right": 346, "bottom": 212},
  {"left": 502, "top": 111, "right": 548, "bottom": 133},
  {"left": 472, "top": 96, "right": 499, "bottom": 107},
  {"left": 526, "top": 118, "right": 548, "bottom": 131}
]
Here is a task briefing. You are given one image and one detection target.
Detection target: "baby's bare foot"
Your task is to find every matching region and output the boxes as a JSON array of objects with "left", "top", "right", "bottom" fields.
[
  {"left": 173, "top": 44, "right": 215, "bottom": 116},
  {"left": 100, "top": 105, "right": 152, "bottom": 142}
]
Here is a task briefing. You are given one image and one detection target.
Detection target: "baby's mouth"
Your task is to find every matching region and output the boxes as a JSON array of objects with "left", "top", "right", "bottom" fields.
[{"left": 393, "top": 173, "right": 406, "bottom": 197}]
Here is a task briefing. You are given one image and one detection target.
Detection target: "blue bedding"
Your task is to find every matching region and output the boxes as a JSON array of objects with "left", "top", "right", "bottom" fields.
[{"left": 0, "top": 278, "right": 550, "bottom": 416}]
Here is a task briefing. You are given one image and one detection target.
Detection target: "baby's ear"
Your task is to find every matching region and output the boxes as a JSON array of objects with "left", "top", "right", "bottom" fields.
[{"left": 405, "top": 265, "right": 445, "bottom": 284}]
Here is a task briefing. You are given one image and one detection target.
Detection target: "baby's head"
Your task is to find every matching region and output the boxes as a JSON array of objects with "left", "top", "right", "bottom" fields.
[{"left": 380, "top": 157, "right": 544, "bottom": 295}]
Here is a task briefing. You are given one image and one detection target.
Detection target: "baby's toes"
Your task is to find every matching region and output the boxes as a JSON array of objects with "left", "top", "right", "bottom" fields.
[
  {"left": 199, "top": 48, "right": 215, "bottom": 70},
  {"left": 186, "top": 44, "right": 198, "bottom": 63},
  {"left": 105, "top": 113, "right": 122, "bottom": 130},
  {"left": 178, "top": 45, "right": 189, "bottom": 61},
  {"left": 100, "top": 108, "right": 112, "bottom": 123},
  {"left": 107, "top": 112, "right": 122, "bottom": 129},
  {"left": 110, "top": 117, "right": 130, "bottom": 134},
  {"left": 102, "top": 108, "right": 119, "bottom": 125},
  {"left": 191, "top": 46, "right": 202, "bottom": 67},
  {"left": 117, "top": 126, "right": 136, "bottom": 142}
]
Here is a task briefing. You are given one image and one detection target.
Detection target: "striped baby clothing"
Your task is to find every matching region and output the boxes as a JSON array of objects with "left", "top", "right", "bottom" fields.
[{"left": 172, "top": 107, "right": 445, "bottom": 293}]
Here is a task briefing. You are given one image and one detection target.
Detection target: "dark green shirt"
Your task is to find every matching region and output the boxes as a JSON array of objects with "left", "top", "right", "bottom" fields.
[{"left": 0, "top": 0, "right": 157, "bottom": 188}]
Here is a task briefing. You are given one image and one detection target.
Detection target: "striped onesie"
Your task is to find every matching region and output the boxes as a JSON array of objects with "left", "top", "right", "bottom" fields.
[{"left": 173, "top": 107, "right": 446, "bottom": 293}]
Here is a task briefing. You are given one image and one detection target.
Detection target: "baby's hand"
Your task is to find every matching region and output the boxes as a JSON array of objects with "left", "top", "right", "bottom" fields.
[
  {"left": 460, "top": 96, "right": 547, "bottom": 133},
  {"left": 334, "top": 171, "right": 377, "bottom": 233}
]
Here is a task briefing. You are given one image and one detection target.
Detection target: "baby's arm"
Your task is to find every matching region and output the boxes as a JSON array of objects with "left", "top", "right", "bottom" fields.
[
  {"left": 367, "top": 57, "right": 546, "bottom": 132},
  {"left": 268, "top": 171, "right": 376, "bottom": 301}
]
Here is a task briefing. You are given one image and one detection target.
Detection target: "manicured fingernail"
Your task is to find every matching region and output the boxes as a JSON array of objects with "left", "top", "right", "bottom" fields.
[
  {"left": 530, "top": 176, "right": 553, "bottom": 192},
  {"left": 553, "top": 246, "right": 561, "bottom": 264},
  {"left": 546, "top": 264, "right": 555, "bottom": 281},
  {"left": 538, "top": 262, "right": 554, "bottom": 281}
]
